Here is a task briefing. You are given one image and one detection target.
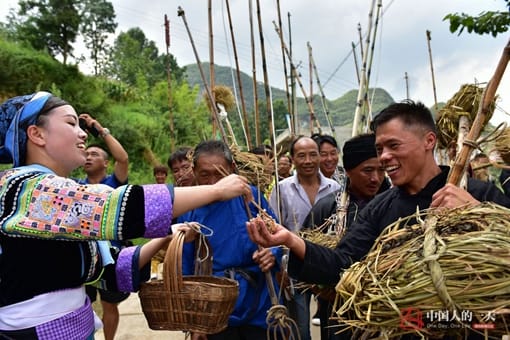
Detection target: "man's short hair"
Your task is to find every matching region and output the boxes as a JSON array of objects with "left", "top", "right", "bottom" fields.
[
  {"left": 289, "top": 135, "right": 317, "bottom": 157},
  {"left": 87, "top": 144, "right": 109, "bottom": 160},
  {"left": 193, "top": 140, "right": 233, "bottom": 166},
  {"left": 153, "top": 164, "right": 168, "bottom": 175},
  {"left": 311, "top": 133, "right": 338, "bottom": 151},
  {"left": 371, "top": 100, "right": 437, "bottom": 135},
  {"left": 167, "top": 146, "right": 192, "bottom": 168}
]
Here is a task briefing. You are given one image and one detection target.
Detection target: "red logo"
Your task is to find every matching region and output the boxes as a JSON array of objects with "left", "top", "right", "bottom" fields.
[{"left": 400, "top": 307, "right": 424, "bottom": 330}]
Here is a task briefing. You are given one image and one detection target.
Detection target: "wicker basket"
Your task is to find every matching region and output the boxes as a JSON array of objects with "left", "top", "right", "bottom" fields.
[{"left": 139, "top": 231, "right": 239, "bottom": 333}]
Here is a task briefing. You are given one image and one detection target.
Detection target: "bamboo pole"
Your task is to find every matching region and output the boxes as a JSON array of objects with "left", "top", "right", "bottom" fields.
[
  {"left": 309, "top": 41, "right": 335, "bottom": 133},
  {"left": 448, "top": 39, "right": 510, "bottom": 186},
  {"left": 248, "top": 0, "right": 261, "bottom": 146},
  {"left": 164, "top": 14, "right": 174, "bottom": 151},
  {"left": 208, "top": 0, "right": 217, "bottom": 138},
  {"left": 404, "top": 72, "right": 409, "bottom": 99},
  {"left": 276, "top": 0, "right": 292, "bottom": 133},
  {"left": 352, "top": 0, "right": 376, "bottom": 137},
  {"left": 177, "top": 6, "right": 228, "bottom": 144},
  {"left": 288, "top": 12, "right": 297, "bottom": 135},
  {"left": 308, "top": 42, "right": 314, "bottom": 113},
  {"left": 255, "top": 0, "right": 274, "bottom": 146},
  {"left": 357, "top": 22, "right": 364, "bottom": 61},
  {"left": 352, "top": 42, "right": 361, "bottom": 85},
  {"left": 365, "top": 0, "right": 381, "bottom": 89},
  {"left": 274, "top": 22, "right": 321, "bottom": 135},
  {"left": 362, "top": 0, "right": 382, "bottom": 132},
  {"left": 426, "top": 30, "right": 439, "bottom": 114},
  {"left": 225, "top": 0, "right": 251, "bottom": 150}
]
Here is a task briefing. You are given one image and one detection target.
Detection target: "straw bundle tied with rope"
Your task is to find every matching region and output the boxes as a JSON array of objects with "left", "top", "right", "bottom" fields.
[
  {"left": 436, "top": 84, "right": 496, "bottom": 149},
  {"left": 333, "top": 203, "right": 510, "bottom": 339},
  {"left": 332, "top": 39, "right": 510, "bottom": 339},
  {"left": 204, "top": 85, "right": 236, "bottom": 112}
]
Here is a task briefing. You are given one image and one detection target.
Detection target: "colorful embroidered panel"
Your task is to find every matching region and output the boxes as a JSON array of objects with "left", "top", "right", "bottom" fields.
[{"left": 2, "top": 173, "right": 124, "bottom": 240}]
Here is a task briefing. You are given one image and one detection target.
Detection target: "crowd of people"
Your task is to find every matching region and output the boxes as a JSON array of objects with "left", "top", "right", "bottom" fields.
[{"left": 0, "top": 92, "right": 509, "bottom": 340}]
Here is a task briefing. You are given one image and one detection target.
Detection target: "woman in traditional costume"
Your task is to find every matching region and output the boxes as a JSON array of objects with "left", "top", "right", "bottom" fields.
[{"left": 0, "top": 92, "right": 251, "bottom": 339}]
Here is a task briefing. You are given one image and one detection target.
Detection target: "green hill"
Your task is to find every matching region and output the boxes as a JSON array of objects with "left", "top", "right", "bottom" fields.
[
  {"left": 183, "top": 62, "right": 396, "bottom": 151},
  {"left": 183, "top": 62, "right": 394, "bottom": 131}
]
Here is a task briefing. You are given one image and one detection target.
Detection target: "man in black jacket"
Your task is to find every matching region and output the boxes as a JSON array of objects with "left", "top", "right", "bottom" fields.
[
  {"left": 247, "top": 100, "right": 510, "bottom": 339},
  {"left": 303, "top": 133, "right": 387, "bottom": 340}
]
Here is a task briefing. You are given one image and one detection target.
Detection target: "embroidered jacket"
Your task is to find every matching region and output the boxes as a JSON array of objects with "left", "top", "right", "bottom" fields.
[{"left": 0, "top": 165, "right": 174, "bottom": 306}]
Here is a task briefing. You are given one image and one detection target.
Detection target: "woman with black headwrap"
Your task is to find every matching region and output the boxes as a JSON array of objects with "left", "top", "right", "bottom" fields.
[{"left": 0, "top": 92, "right": 252, "bottom": 339}]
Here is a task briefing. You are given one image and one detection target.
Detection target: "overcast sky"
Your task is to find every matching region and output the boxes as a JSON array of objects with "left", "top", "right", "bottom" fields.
[{"left": 2, "top": 0, "right": 509, "bottom": 124}]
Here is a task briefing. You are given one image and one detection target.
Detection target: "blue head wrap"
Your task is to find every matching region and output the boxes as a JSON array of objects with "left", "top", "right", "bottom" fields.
[{"left": 0, "top": 91, "right": 53, "bottom": 166}]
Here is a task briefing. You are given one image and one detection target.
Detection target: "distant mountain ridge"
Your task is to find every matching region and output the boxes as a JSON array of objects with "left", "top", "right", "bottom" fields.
[{"left": 183, "top": 62, "right": 395, "bottom": 128}]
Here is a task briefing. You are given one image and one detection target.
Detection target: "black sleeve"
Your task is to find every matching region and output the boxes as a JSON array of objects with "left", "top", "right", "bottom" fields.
[
  {"left": 288, "top": 196, "right": 388, "bottom": 285},
  {"left": 467, "top": 177, "right": 510, "bottom": 207},
  {"left": 302, "top": 192, "right": 338, "bottom": 230}
]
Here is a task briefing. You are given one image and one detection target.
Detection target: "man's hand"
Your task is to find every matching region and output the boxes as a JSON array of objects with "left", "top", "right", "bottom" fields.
[
  {"left": 79, "top": 113, "right": 104, "bottom": 132},
  {"left": 246, "top": 217, "right": 289, "bottom": 248},
  {"left": 252, "top": 248, "right": 276, "bottom": 272},
  {"left": 430, "top": 183, "right": 480, "bottom": 209}
]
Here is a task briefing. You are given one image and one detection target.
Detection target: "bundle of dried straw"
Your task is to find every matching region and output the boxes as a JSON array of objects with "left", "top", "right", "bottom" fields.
[
  {"left": 334, "top": 203, "right": 510, "bottom": 339},
  {"left": 231, "top": 144, "right": 273, "bottom": 192},
  {"left": 436, "top": 84, "right": 496, "bottom": 149}
]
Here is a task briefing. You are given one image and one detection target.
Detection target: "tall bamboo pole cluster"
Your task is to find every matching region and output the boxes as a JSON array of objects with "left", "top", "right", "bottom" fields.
[
  {"left": 175, "top": 1, "right": 338, "bottom": 150},
  {"left": 174, "top": 2, "right": 388, "bottom": 150},
  {"left": 176, "top": 1, "right": 302, "bottom": 151},
  {"left": 308, "top": 41, "right": 335, "bottom": 133},
  {"left": 352, "top": 0, "right": 382, "bottom": 137}
]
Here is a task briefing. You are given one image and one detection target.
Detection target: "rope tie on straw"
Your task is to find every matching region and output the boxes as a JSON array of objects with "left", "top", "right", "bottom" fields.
[{"left": 422, "top": 215, "right": 460, "bottom": 320}]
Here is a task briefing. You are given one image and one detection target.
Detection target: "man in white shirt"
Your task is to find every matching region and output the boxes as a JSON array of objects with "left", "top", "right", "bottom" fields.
[{"left": 269, "top": 136, "right": 340, "bottom": 340}]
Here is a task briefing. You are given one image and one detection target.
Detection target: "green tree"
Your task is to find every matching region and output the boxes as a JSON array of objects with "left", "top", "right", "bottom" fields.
[
  {"left": 80, "top": 0, "right": 117, "bottom": 75},
  {"left": 108, "top": 28, "right": 185, "bottom": 88},
  {"left": 108, "top": 28, "right": 158, "bottom": 87},
  {"left": 170, "top": 82, "right": 212, "bottom": 146},
  {"left": 14, "top": 0, "right": 81, "bottom": 64},
  {"left": 444, "top": 0, "right": 510, "bottom": 37}
]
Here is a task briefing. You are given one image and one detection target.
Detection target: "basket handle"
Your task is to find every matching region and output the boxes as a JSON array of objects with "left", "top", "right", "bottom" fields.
[
  {"left": 164, "top": 226, "right": 214, "bottom": 293},
  {"left": 165, "top": 230, "right": 185, "bottom": 293}
]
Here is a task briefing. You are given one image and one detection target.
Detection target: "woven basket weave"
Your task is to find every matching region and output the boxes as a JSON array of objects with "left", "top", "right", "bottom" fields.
[{"left": 139, "top": 231, "right": 239, "bottom": 333}]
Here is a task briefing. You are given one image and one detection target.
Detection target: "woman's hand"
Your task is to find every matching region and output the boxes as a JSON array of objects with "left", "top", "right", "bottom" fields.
[
  {"left": 213, "top": 174, "right": 253, "bottom": 202},
  {"left": 172, "top": 222, "right": 200, "bottom": 243}
]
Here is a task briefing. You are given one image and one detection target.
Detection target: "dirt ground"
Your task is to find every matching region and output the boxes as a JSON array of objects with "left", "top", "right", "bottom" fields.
[{"left": 92, "top": 293, "right": 321, "bottom": 339}]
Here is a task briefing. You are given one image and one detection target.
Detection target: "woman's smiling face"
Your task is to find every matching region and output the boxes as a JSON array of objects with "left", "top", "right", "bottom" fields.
[{"left": 34, "top": 105, "right": 88, "bottom": 175}]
